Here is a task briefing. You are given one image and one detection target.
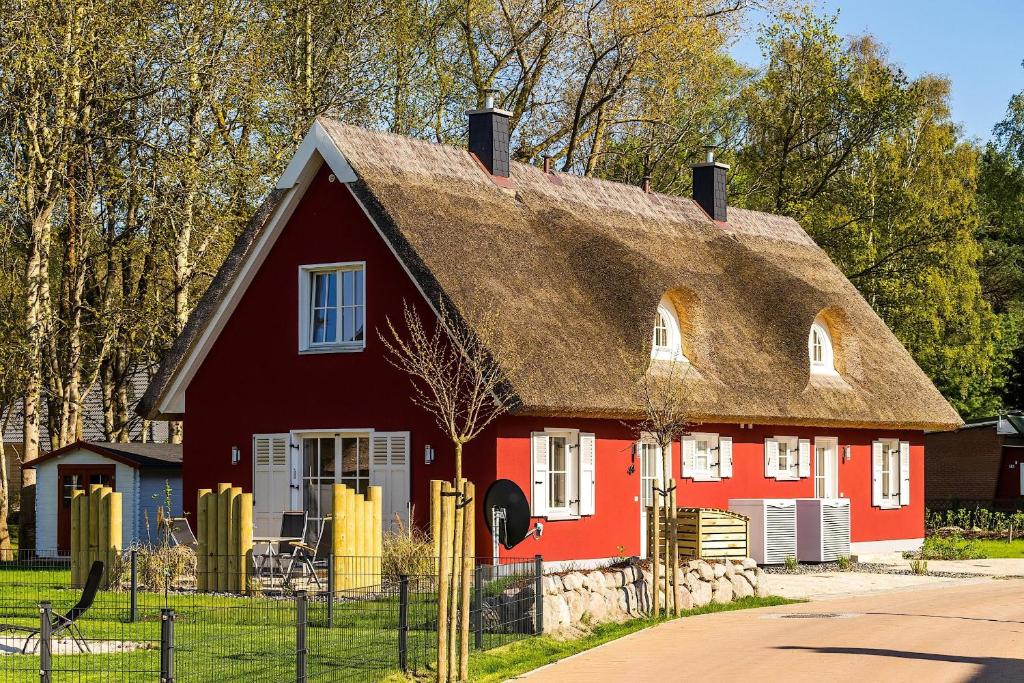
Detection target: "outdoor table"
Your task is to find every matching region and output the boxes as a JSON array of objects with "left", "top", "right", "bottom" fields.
[{"left": 252, "top": 535, "right": 303, "bottom": 576}]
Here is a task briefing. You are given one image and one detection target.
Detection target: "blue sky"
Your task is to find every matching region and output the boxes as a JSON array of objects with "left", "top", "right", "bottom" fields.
[{"left": 730, "top": 1, "right": 1024, "bottom": 141}]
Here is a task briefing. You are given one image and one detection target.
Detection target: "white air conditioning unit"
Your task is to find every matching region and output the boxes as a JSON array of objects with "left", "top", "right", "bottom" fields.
[
  {"left": 728, "top": 498, "right": 797, "bottom": 565},
  {"left": 796, "top": 498, "right": 851, "bottom": 562}
]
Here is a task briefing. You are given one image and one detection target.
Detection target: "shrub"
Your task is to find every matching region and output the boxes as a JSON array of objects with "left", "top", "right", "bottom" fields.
[
  {"left": 112, "top": 544, "right": 197, "bottom": 592},
  {"left": 910, "top": 559, "right": 928, "bottom": 575},
  {"left": 784, "top": 555, "right": 798, "bottom": 571},
  {"left": 835, "top": 555, "right": 852, "bottom": 571},
  {"left": 918, "top": 534, "right": 984, "bottom": 560},
  {"left": 382, "top": 516, "right": 435, "bottom": 580}
]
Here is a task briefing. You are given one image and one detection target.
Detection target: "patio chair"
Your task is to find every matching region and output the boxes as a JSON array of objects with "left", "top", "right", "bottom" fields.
[
  {"left": 285, "top": 517, "right": 331, "bottom": 590},
  {"left": 0, "top": 560, "right": 104, "bottom": 654},
  {"left": 261, "top": 510, "right": 307, "bottom": 578},
  {"left": 169, "top": 517, "right": 198, "bottom": 550}
]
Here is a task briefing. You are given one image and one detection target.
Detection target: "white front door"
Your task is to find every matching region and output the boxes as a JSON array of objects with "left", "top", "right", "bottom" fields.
[
  {"left": 814, "top": 438, "right": 839, "bottom": 498},
  {"left": 638, "top": 440, "right": 664, "bottom": 559}
]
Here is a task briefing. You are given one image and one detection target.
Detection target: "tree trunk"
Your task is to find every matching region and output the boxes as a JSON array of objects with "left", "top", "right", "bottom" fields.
[{"left": 0, "top": 429, "right": 10, "bottom": 559}]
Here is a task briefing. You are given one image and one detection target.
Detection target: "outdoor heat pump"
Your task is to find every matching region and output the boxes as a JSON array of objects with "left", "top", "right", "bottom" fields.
[
  {"left": 796, "top": 498, "right": 851, "bottom": 562},
  {"left": 729, "top": 498, "right": 797, "bottom": 565}
]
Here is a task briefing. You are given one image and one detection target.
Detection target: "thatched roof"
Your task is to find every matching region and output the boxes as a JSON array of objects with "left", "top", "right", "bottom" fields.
[{"left": 140, "top": 119, "right": 961, "bottom": 431}]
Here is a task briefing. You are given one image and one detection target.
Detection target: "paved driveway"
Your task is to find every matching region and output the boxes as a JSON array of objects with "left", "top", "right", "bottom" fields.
[{"left": 518, "top": 580, "right": 1024, "bottom": 682}]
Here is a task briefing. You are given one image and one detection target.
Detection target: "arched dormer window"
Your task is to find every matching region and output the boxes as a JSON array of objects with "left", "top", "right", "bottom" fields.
[
  {"left": 808, "top": 318, "right": 837, "bottom": 375},
  {"left": 652, "top": 298, "right": 688, "bottom": 363}
]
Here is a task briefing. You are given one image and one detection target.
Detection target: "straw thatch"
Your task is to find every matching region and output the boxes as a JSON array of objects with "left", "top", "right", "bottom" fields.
[{"left": 140, "top": 119, "right": 961, "bottom": 431}]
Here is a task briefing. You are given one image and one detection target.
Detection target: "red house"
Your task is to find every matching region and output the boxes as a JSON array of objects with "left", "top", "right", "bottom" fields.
[{"left": 138, "top": 107, "right": 961, "bottom": 564}]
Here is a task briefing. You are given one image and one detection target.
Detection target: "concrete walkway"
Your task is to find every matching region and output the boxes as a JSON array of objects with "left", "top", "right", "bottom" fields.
[
  {"left": 765, "top": 570, "right": 991, "bottom": 601},
  {"left": 871, "top": 557, "right": 1024, "bottom": 577},
  {"left": 518, "top": 580, "right": 1024, "bottom": 682}
]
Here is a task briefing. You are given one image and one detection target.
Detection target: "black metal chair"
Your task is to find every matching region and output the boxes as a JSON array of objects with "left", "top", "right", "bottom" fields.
[
  {"left": 169, "top": 517, "right": 198, "bottom": 551},
  {"left": 0, "top": 560, "right": 104, "bottom": 654},
  {"left": 285, "top": 517, "right": 331, "bottom": 590}
]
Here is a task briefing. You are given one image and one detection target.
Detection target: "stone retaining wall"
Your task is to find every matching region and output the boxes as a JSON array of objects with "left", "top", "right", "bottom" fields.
[{"left": 538, "top": 558, "right": 767, "bottom": 634}]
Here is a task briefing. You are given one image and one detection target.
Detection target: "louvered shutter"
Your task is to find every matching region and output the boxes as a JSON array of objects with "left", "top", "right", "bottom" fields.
[
  {"left": 718, "top": 437, "right": 733, "bottom": 478},
  {"left": 530, "top": 432, "right": 550, "bottom": 516},
  {"left": 681, "top": 436, "right": 696, "bottom": 478},
  {"left": 253, "top": 433, "right": 291, "bottom": 537},
  {"left": 764, "top": 438, "right": 779, "bottom": 479},
  {"left": 871, "top": 441, "right": 883, "bottom": 507},
  {"left": 370, "top": 432, "right": 411, "bottom": 529},
  {"left": 899, "top": 440, "right": 911, "bottom": 506},
  {"left": 798, "top": 439, "right": 811, "bottom": 478},
  {"left": 578, "top": 433, "right": 596, "bottom": 516}
]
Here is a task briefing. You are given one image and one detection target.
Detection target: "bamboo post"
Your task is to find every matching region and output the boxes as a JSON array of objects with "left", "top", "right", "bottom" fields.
[
  {"left": 196, "top": 489, "right": 211, "bottom": 591},
  {"left": 430, "top": 480, "right": 442, "bottom": 571},
  {"left": 227, "top": 487, "right": 241, "bottom": 592},
  {"left": 436, "top": 481, "right": 454, "bottom": 683},
  {"left": 216, "top": 483, "right": 230, "bottom": 592},
  {"left": 332, "top": 484, "right": 345, "bottom": 595},
  {"left": 459, "top": 480, "right": 475, "bottom": 682},
  {"left": 367, "top": 486, "right": 382, "bottom": 586},
  {"left": 651, "top": 480, "right": 660, "bottom": 616},
  {"left": 70, "top": 490, "right": 83, "bottom": 587},
  {"left": 238, "top": 492, "right": 253, "bottom": 594}
]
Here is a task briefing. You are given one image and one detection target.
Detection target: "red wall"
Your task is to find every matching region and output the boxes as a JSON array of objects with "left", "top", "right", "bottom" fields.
[
  {"left": 184, "top": 166, "right": 494, "bottom": 536},
  {"left": 496, "top": 418, "right": 925, "bottom": 562},
  {"left": 183, "top": 163, "right": 925, "bottom": 564}
]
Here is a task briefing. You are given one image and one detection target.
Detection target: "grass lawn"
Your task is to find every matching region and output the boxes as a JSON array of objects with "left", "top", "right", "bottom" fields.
[
  {"left": 467, "top": 596, "right": 801, "bottom": 683},
  {"left": 975, "top": 539, "right": 1024, "bottom": 558}
]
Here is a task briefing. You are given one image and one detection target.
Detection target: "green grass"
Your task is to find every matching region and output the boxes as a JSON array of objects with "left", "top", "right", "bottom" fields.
[
  {"left": 467, "top": 596, "right": 801, "bottom": 683},
  {"left": 974, "top": 539, "right": 1024, "bottom": 558}
]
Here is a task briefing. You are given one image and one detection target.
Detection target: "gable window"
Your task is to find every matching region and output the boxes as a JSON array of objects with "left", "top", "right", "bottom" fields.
[
  {"left": 299, "top": 262, "right": 365, "bottom": 353},
  {"left": 651, "top": 298, "right": 688, "bottom": 363},
  {"left": 808, "top": 318, "right": 836, "bottom": 375},
  {"left": 682, "top": 432, "right": 732, "bottom": 481},
  {"left": 873, "top": 439, "right": 909, "bottom": 508},
  {"left": 765, "top": 436, "right": 810, "bottom": 480}
]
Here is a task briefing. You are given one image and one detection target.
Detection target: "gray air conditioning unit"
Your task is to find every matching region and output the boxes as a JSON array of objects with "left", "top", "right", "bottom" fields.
[
  {"left": 796, "top": 498, "right": 851, "bottom": 562},
  {"left": 728, "top": 498, "right": 797, "bottom": 565}
]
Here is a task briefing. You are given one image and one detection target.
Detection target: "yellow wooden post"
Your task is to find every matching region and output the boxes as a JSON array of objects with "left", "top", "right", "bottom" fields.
[
  {"left": 331, "top": 484, "right": 344, "bottom": 595},
  {"left": 79, "top": 490, "right": 90, "bottom": 584},
  {"left": 108, "top": 491, "right": 122, "bottom": 589},
  {"left": 70, "top": 490, "right": 83, "bottom": 587},
  {"left": 447, "top": 479, "right": 464, "bottom": 683},
  {"left": 196, "top": 489, "right": 211, "bottom": 591},
  {"left": 216, "top": 483, "right": 230, "bottom": 592},
  {"left": 205, "top": 487, "right": 218, "bottom": 592},
  {"left": 436, "top": 481, "right": 454, "bottom": 683},
  {"left": 97, "top": 487, "right": 111, "bottom": 587},
  {"left": 343, "top": 485, "right": 356, "bottom": 591},
  {"left": 430, "top": 480, "right": 442, "bottom": 571},
  {"left": 88, "top": 485, "right": 101, "bottom": 574},
  {"left": 459, "top": 480, "right": 475, "bottom": 681},
  {"left": 367, "top": 486, "right": 382, "bottom": 586},
  {"left": 350, "top": 493, "right": 364, "bottom": 589},
  {"left": 227, "top": 487, "right": 241, "bottom": 592},
  {"left": 238, "top": 492, "right": 254, "bottom": 594}
]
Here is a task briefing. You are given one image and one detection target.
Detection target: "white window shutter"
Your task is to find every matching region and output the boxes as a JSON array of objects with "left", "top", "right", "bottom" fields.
[
  {"left": 253, "top": 433, "right": 291, "bottom": 537},
  {"left": 764, "top": 438, "right": 779, "bottom": 479},
  {"left": 370, "top": 432, "right": 411, "bottom": 529},
  {"left": 871, "top": 441, "right": 883, "bottom": 507},
  {"left": 578, "top": 433, "right": 596, "bottom": 516},
  {"left": 719, "top": 437, "right": 733, "bottom": 478},
  {"left": 681, "top": 436, "right": 695, "bottom": 478},
  {"left": 798, "top": 439, "right": 811, "bottom": 478},
  {"left": 899, "top": 440, "right": 911, "bottom": 506},
  {"left": 530, "top": 432, "right": 550, "bottom": 517}
]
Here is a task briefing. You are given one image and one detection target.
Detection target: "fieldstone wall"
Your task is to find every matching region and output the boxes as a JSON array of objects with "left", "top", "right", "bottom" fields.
[{"left": 538, "top": 558, "right": 767, "bottom": 635}]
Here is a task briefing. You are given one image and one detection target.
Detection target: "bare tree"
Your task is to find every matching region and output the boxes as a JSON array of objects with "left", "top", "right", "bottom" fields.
[{"left": 628, "top": 355, "right": 693, "bottom": 617}]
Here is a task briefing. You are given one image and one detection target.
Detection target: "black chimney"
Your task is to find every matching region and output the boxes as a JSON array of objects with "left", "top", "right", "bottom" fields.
[
  {"left": 691, "top": 150, "right": 729, "bottom": 222},
  {"left": 467, "top": 92, "right": 511, "bottom": 178}
]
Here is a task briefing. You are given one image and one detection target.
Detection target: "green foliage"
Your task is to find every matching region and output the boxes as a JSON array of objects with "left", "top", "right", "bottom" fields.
[
  {"left": 909, "top": 559, "right": 928, "bottom": 575},
  {"left": 835, "top": 555, "right": 852, "bottom": 571},
  {"left": 784, "top": 555, "right": 798, "bottom": 570},
  {"left": 918, "top": 534, "right": 984, "bottom": 560}
]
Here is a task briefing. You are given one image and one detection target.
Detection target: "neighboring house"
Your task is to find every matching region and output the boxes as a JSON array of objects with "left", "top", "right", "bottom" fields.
[
  {"left": 138, "top": 108, "right": 961, "bottom": 564},
  {"left": 23, "top": 441, "right": 183, "bottom": 557},
  {"left": 926, "top": 413, "right": 1024, "bottom": 507}
]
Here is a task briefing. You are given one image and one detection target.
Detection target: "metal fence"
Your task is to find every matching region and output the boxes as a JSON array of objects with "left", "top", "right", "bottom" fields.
[{"left": 0, "top": 549, "right": 542, "bottom": 682}]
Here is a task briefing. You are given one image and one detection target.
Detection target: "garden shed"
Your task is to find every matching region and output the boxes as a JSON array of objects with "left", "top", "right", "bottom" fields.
[{"left": 24, "top": 440, "right": 182, "bottom": 557}]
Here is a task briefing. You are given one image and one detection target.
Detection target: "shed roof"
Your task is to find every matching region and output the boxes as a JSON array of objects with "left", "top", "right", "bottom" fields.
[
  {"left": 139, "top": 119, "right": 961, "bottom": 431},
  {"left": 23, "top": 441, "right": 182, "bottom": 470}
]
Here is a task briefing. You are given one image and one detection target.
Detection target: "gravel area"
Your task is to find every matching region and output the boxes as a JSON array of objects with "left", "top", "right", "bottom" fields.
[{"left": 761, "top": 561, "right": 982, "bottom": 579}]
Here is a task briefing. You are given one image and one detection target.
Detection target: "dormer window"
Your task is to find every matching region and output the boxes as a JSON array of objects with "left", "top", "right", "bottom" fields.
[
  {"left": 298, "top": 262, "right": 366, "bottom": 353},
  {"left": 651, "top": 299, "right": 688, "bottom": 362},
  {"left": 808, "top": 318, "right": 836, "bottom": 375}
]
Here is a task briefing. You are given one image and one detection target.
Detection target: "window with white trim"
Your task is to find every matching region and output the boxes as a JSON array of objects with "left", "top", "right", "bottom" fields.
[
  {"left": 639, "top": 441, "right": 659, "bottom": 508},
  {"left": 778, "top": 436, "right": 797, "bottom": 477},
  {"left": 682, "top": 432, "right": 732, "bottom": 481},
  {"left": 651, "top": 298, "right": 688, "bottom": 363},
  {"left": 298, "top": 262, "right": 365, "bottom": 352},
  {"left": 765, "top": 435, "right": 810, "bottom": 480},
  {"left": 300, "top": 433, "right": 370, "bottom": 540},
  {"left": 872, "top": 438, "right": 910, "bottom": 509},
  {"left": 808, "top": 318, "right": 837, "bottom": 375},
  {"left": 880, "top": 439, "right": 900, "bottom": 505},
  {"left": 530, "top": 429, "right": 596, "bottom": 519}
]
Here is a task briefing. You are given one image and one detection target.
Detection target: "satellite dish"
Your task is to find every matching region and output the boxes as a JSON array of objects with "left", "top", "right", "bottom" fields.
[{"left": 484, "top": 479, "right": 532, "bottom": 550}]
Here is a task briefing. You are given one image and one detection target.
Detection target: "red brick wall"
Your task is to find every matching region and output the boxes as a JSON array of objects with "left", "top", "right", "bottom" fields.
[{"left": 925, "top": 427, "right": 1003, "bottom": 503}]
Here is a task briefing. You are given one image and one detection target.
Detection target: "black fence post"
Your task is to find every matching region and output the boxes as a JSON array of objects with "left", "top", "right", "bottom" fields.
[
  {"left": 130, "top": 549, "right": 138, "bottom": 623},
  {"left": 326, "top": 554, "right": 334, "bottom": 628},
  {"left": 296, "top": 591, "right": 307, "bottom": 682},
  {"left": 39, "top": 601, "right": 52, "bottom": 683},
  {"left": 398, "top": 575, "right": 409, "bottom": 672},
  {"left": 160, "top": 609, "right": 175, "bottom": 683},
  {"left": 534, "top": 555, "right": 544, "bottom": 635},
  {"left": 473, "top": 566, "right": 484, "bottom": 649}
]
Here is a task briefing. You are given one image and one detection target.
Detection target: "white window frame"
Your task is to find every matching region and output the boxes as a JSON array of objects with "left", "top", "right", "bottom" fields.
[
  {"left": 775, "top": 436, "right": 800, "bottom": 480},
  {"left": 808, "top": 319, "right": 837, "bottom": 376},
  {"left": 291, "top": 428, "right": 373, "bottom": 533},
  {"left": 688, "top": 432, "right": 720, "bottom": 481},
  {"left": 879, "top": 438, "right": 901, "bottom": 508},
  {"left": 651, "top": 298, "right": 689, "bottom": 363},
  {"left": 543, "top": 428, "right": 580, "bottom": 520},
  {"left": 813, "top": 436, "right": 839, "bottom": 498},
  {"left": 298, "top": 261, "right": 366, "bottom": 353}
]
